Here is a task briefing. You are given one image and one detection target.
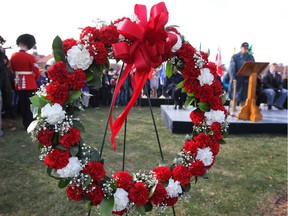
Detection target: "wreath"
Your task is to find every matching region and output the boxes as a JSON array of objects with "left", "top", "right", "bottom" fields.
[{"left": 28, "top": 2, "right": 229, "bottom": 215}]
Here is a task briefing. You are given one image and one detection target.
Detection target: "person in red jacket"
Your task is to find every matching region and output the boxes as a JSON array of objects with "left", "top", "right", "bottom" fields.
[{"left": 10, "top": 34, "right": 40, "bottom": 129}]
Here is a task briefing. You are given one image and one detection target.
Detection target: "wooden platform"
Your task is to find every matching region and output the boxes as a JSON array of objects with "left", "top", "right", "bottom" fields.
[{"left": 160, "top": 105, "right": 288, "bottom": 134}]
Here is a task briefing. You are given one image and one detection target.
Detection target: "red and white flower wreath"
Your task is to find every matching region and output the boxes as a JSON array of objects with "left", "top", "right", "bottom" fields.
[{"left": 28, "top": 2, "right": 228, "bottom": 215}]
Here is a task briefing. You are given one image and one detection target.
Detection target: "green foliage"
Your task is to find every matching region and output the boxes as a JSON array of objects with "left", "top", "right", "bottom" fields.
[
  {"left": 52, "top": 36, "right": 65, "bottom": 62},
  {"left": 184, "top": 96, "right": 194, "bottom": 108},
  {"left": 100, "top": 198, "right": 114, "bottom": 216},
  {"left": 197, "top": 102, "right": 210, "bottom": 112},
  {"left": 30, "top": 95, "right": 50, "bottom": 108},
  {"left": 58, "top": 179, "right": 70, "bottom": 188},
  {"left": 165, "top": 62, "right": 173, "bottom": 78},
  {"left": 65, "top": 91, "right": 82, "bottom": 105},
  {"left": 136, "top": 205, "right": 146, "bottom": 215}
]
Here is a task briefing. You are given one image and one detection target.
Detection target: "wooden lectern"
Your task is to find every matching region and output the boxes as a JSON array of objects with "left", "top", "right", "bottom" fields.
[{"left": 236, "top": 62, "right": 269, "bottom": 121}]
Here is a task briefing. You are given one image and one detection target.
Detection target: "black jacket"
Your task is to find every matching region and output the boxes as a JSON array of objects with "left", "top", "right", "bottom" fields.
[{"left": 262, "top": 70, "right": 282, "bottom": 90}]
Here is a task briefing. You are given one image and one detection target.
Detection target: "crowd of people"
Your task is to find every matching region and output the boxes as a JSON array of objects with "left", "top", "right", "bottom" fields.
[{"left": 0, "top": 35, "right": 287, "bottom": 138}]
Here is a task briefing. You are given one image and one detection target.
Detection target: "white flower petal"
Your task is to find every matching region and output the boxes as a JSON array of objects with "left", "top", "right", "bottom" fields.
[
  {"left": 67, "top": 45, "right": 93, "bottom": 70},
  {"left": 27, "top": 120, "right": 39, "bottom": 133},
  {"left": 165, "top": 178, "right": 182, "bottom": 198},
  {"left": 57, "top": 157, "right": 83, "bottom": 178},
  {"left": 196, "top": 147, "right": 214, "bottom": 166},
  {"left": 113, "top": 188, "right": 129, "bottom": 212},
  {"left": 41, "top": 103, "right": 66, "bottom": 125},
  {"left": 197, "top": 68, "right": 214, "bottom": 86}
]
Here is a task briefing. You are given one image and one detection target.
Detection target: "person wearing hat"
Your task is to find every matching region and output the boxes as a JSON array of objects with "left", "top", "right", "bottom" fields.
[
  {"left": 228, "top": 42, "right": 255, "bottom": 111},
  {"left": 10, "top": 34, "right": 40, "bottom": 129}
]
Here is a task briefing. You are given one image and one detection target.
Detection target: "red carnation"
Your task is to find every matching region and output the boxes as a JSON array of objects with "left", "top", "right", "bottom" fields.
[
  {"left": 112, "top": 171, "right": 133, "bottom": 190},
  {"left": 210, "top": 122, "right": 223, "bottom": 141},
  {"left": 69, "top": 69, "right": 86, "bottom": 90},
  {"left": 200, "top": 51, "right": 209, "bottom": 62},
  {"left": 183, "top": 78, "right": 201, "bottom": 94},
  {"left": 88, "top": 41, "right": 108, "bottom": 65},
  {"left": 177, "top": 43, "right": 196, "bottom": 62},
  {"left": 193, "top": 133, "right": 211, "bottom": 148},
  {"left": 82, "top": 161, "right": 106, "bottom": 183},
  {"left": 85, "top": 184, "right": 104, "bottom": 206},
  {"left": 63, "top": 38, "right": 78, "bottom": 54},
  {"left": 128, "top": 182, "right": 149, "bottom": 206},
  {"left": 149, "top": 183, "right": 167, "bottom": 205},
  {"left": 36, "top": 128, "right": 54, "bottom": 147},
  {"left": 44, "top": 148, "right": 70, "bottom": 170},
  {"left": 212, "top": 80, "right": 224, "bottom": 96},
  {"left": 195, "top": 84, "right": 214, "bottom": 103},
  {"left": 190, "top": 110, "right": 205, "bottom": 126},
  {"left": 209, "top": 140, "right": 220, "bottom": 156},
  {"left": 112, "top": 209, "right": 127, "bottom": 215},
  {"left": 66, "top": 184, "right": 83, "bottom": 201},
  {"left": 46, "top": 82, "right": 69, "bottom": 105},
  {"left": 183, "top": 140, "right": 199, "bottom": 157},
  {"left": 163, "top": 197, "right": 178, "bottom": 206},
  {"left": 59, "top": 127, "right": 81, "bottom": 148},
  {"left": 80, "top": 26, "right": 99, "bottom": 43},
  {"left": 99, "top": 25, "right": 119, "bottom": 46},
  {"left": 47, "top": 61, "right": 70, "bottom": 83},
  {"left": 189, "top": 160, "right": 206, "bottom": 177},
  {"left": 172, "top": 164, "right": 192, "bottom": 186},
  {"left": 152, "top": 166, "right": 172, "bottom": 183},
  {"left": 209, "top": 96, "right": 224, "bottom": 111}
]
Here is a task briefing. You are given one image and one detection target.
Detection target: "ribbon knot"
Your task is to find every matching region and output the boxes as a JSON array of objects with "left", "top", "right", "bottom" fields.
[{"left": 110, "top": 2, "right": 176, "bottom": 150}]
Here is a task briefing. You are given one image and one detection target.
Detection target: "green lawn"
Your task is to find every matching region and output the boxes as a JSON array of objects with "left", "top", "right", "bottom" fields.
[{"left": 0, "top": 106, "right": 287, "bottom": 216}]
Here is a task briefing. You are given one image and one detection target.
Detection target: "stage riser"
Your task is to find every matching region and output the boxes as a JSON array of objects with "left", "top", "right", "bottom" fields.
[{"left": 160, "top": 105, "right": 287, "bottom": 135}]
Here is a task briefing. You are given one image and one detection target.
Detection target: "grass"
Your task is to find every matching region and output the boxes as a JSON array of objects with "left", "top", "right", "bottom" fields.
[{"left": 0, "top": 106, "right": 287, "bottom": 216}]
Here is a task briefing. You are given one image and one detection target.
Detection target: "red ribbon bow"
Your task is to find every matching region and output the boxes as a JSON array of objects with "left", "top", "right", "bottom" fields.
[{"left": 110, "top": 2, "right": 176, "bottom": 150}]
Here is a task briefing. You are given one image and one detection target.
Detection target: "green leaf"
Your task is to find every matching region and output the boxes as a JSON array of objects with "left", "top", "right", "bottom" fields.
[
  {"left": 207, "top": 48, "right": 210, "bottom": 57},
  {"left": 201, "top": 171, "right": 209, "bottom": 179},
  {"left": 47, "top": 167, "right": 61, "bottom": 180},
  {"left": 90, "top": 148, "right": 100, "bottom": 161},
  {"left": 70, "top": 145, "right": 79, "bottom": 156},
  {"left": 223, "top": 131, "right": 229, "bottom": 138},
  {"left": 136, "top": 205, "right": 146, "bottom": 215},
  {"left": 183, "top": 183, "right": 191, "bottom": 192},
  {"left": 149, "top": 184, "right": 157, "bottom": 198},
  {"left": 87, "top": 64, "right": 103, "bottom": 88},
  {"left": 176, "top": 81, "right": 184, "bottom": 89},
  {"left": 220, "top": 93, "right": 228, "bottom": 105},
  {"left": 218, "top": 139, "right": 226, "bottom": 144},
  {"left": 181, "top": 87, "right": 187, "bottom": 93},
  {"left": 165, "top": 62, "right": 173, "bottom": 78},
  {"left": 144, "top": 202, "right": 153, "bottom": 212},
  {"left": 197, "top": 102, "right": 210, "bottom": 112},
  {"left": 56, "top": 145, "right": 68, "bottom": 151},
  {"left": 187, "top": 92, "right": 195, "bottom": 97},
  {"left": 185, "top": 134, "right": 192, "bottom": 141},
  {"left": 83, "top": 175, "right": 91, "bottom": 188},
  {"left": 52, "top": 36, "right": 65, "bottom": 62},
  {"left": 100, "top": 198, "right": 114, "bottom": 216},
  {"left": 58, "top": 179, "right": 70, "bottom": 188},
  {"left": 30, "top": 95, "right": 50, "bottom": 108},
  {"left": 73, "top": 120, "right": 85, "bottom": 132},
  {"left": 184, "top": 96, "right": 194, "bottom": 108},
  {"left": 65, "top": 90, "right": 82, "bottom": 105}
]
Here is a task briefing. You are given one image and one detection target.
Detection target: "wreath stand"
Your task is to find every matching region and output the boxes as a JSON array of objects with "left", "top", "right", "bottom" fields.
[{"left": 97, "top": 63, "right": 177, "bottom": 216}]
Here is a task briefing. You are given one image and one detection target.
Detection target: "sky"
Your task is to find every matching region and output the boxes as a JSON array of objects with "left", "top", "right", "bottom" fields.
[{"left": 1, "top": 0, "right": 287, "bottom": 66}]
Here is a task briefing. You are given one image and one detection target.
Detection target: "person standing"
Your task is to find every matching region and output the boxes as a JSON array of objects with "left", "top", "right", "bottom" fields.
[
  {"left": 228, "top": 42, "right": 255, "bottom": 109},
  {"left": 262, "top": 63, "right": 287, "bottom": 110},
  {"left": 10, "top": 34, "right": 40, "bottom": 129}
]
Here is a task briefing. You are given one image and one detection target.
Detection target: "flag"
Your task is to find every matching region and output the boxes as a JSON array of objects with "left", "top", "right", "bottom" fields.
[
  {"left": 248, "top": 44, "right": 253, "bottom": 55},
  {"left": 233, "top": 47, "right": 236, "bottom": 55},
  {"left": 215, "top": 47, "right": 222, "bottom": 77},
  {"left": 159, "top": 62, "right": 166, "bottom": 85}
]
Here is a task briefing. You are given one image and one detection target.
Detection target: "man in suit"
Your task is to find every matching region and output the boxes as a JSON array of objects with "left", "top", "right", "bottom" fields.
[{"left": 262, "top": 63, "right": 287, "bottom": 110}]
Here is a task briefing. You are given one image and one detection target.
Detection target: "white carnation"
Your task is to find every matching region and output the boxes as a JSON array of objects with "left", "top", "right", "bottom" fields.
[
  {"left": 112, "top": 188, "right": 129, "bottom": 212},
  {"left": 67, "top": 45, "right": 93, "bottom": 70},
  {"left": 41, "top": 103, "right": 66, "bottom": 125},
  {"left": 170, "top": 32, "right": 182, "bottom": 52},
  {"left": 57, "top": 157, "right": 83, "bottom": 178},
  {"left": 196, "top": 147, "right": 214, "bottom": 166},
  {"left": 165, "top": 178, "right": 182, "bottom": 198},
  {"left": 197, "top": 68, "right": 214, "bottom": 86},
  {"left": 204, "top": 109, "right": 225, "bottom": 125}
]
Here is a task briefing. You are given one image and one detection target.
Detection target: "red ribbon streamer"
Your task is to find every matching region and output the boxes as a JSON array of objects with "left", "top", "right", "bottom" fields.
[{"left": 110, "top": 2, "right": 173, "bottom": 150}]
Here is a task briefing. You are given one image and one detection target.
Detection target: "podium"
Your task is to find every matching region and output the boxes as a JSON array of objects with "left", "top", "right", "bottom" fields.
[{"left": 236, "top": 62, "right": 269, "bottom": 121}]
